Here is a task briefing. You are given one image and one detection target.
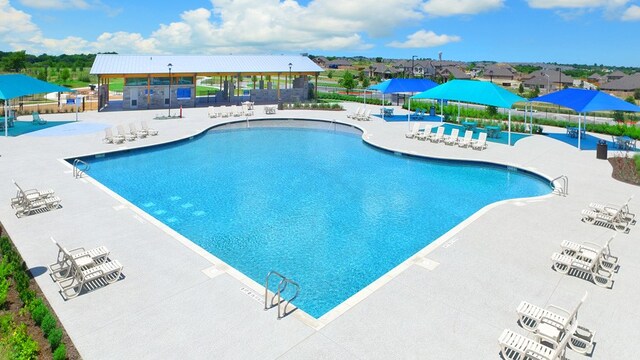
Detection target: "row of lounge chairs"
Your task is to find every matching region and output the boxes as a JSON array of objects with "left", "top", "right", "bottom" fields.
[
  {"left": 10, "top": 179, "right": 61, "bottom": 218},
  {"left": 405, "top": 123, "right": 487, "bottom": 150},
  {"left": 49, "top": 237, "right": 123, "bottom": 300},
  {"left": 104, "top": 121, "right": 158, "bottom": 144},
  {"left": 581, "top": 195, "right": 635, "bottom": 233},
  {"left": 551, "top": 234, "right": 618, "bottom": 287},
  {"left": 347, "top": 107, "right": 372, "bottom": 121},
  {"left": 208, "top": 105, "right": 254, "bottom": 118}
]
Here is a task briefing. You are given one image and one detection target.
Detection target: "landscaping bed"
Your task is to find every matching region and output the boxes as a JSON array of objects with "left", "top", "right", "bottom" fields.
[
  {"left": 0, "top": 225, "right": 80, "bottom": 359},
  {"left": 609, "top": 155, "right": 640, "bottom": 185}
]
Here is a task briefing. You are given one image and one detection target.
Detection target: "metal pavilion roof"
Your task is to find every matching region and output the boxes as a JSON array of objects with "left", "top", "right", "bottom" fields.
[{"left": 90, "top": 54, "right": 323, "bottom": 75}]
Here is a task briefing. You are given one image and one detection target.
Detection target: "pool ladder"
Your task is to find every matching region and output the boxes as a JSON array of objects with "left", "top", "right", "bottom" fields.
[
  {"left": 72, "top": 159, "right": 90, "bottom": 179},
  {"left": 264, "top": 270, "right": 300, "bottom": 320},
  {"left": 551, "top": 175, "right": 568, "bottom": 196}
]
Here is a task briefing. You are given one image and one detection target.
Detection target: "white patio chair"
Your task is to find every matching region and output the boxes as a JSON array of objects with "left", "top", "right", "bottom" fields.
[
  {"left": 49, "top": 237, "right": 110, "bottom": 281},
  {"left": 208, "top": 106, "right": 217, "bottom": 118},
  {"left": 117, "top": 125, "right": 136, "bottom": 141},
  {"left": 141, "top": 121, "right": 158, "bottom": 136},
  {"left": 516, "top": 292, "right": 586, "bottom": 333},
  {"left": 588, "top": 195, "right": 634, "bottom": 223},
  {"left": 499, "top": 325, "right": 572, "bottom": 360},
  {"left": 415, "top": 125, "right": 433, "bottom": 141},
  {"left": 58, "top": 259, "right": 123, "bottom": 300},
  {"left": 471, "top": 132, "right": 488, "bottom": 150},
  {"left": 551, "top": 251, "right": 614, "bottom": 288},
  {"left": 129, "top": 123, "right": 147, "bottom": 138},
  {"left": 103, "top": 128, "right": 125, "bottom": 144},
  {"left": 444, "top": 128, "right": 459, "bottom": 146},
  {"left": 10, "top": 179, "right": 55, "bottom": 209},
  {"left": 581, "top": 207, "right": 630, "bottom": 232},
  {"left": 405, "top": 122, "right": 422, "bottom": 138},
  {"left": 458, "top": 130, "right": 473, "bottom": 147},
  {"left": 560, "top": 234, "right": 618, "bottom": 272},
  {"left": 429, "top": 126, "right": 445, "bottom": 143},
  {"left": 356, "top": 109, "right": 371, "bottom": 121}
]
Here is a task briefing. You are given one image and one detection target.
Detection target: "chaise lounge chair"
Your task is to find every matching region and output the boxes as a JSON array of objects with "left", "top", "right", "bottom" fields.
[
  {"left": 10, "top": 179, "right": 55, "bottom": 209},
  {"left": 444, "top": 128, "right": 459, "bottom": 146},
  {"left": 581, "top": 207, "right": 630, "bottom": 232},
  {"left": 458, "top": 130, "right": 473, "bottom": 147},
  {"left": 499, "top": 325, "right": 573, "bottom": 360},
  {"left": 57, "top": 258, "right": 123, "bottom": 300},
  {"left": 11, "top": 180, "right": 61, "bottom": 218},
  {"left": 471, "top": 132, "right": 488, "bottom": 150},
  {"left": 208, "top": 106, "right": 217, "bottom": 118},
  {"left": 560, "top": 234, "right": 618, "bottom": 272},
  {"left": 405, "top": 122, "right": 422, "bottom": 138},
  {"left": 356, "top": 109, "right": 372, "bottom": 121},
  {"left": 348, "top": 107, "right": 363, "bottom": 119},
  {"left": 103, "top": 128, "right": 125, "bottom": 144},
  {"left": 415, "top": 125, "right": 433, "bottom": 141},
  {"left": 32, "top": 111, "right": 47, "bottom": 125},
  {"left": 48, "top": 237, "right": 110, "bottom": 281},
  {"left": 141, "top": 121, "right": 158, "bottom": 136},
  {"left": 129, "top": 123, "right": 147, "bottom": 139},
  {"left": 516, "top": 292, "right": 586, "bottom": 333},
  {"left": 551, "top": 250, "right": 614, "bottom": 288},
  {"left": 588, "top": 195, "right": 635, "bottom": 223},
  {"left": 117, "top": 125, "right": 136, "bottom": 142},
  {"left": 429, "top": 126, "right": 445, "bottom": 143}
]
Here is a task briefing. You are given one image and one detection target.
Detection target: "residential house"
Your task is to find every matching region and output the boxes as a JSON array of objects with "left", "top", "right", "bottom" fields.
[
  {"left": 482, "top": 64, "right": 517, "bottom": 86},
  {"left": 600, "top": 73, "right": 640, "bottom": 97},
  {"left": 438, "top": 66, "right": 471, "bottom": 80},
  {"left": 606, "top": 70, "right": 626, "bottom": 82},
  {"left": 326, "top": 59, "right": 352, "bottom": 69},
  {"left": 526, "top": 69, "right": 574, "bottom": 91}
]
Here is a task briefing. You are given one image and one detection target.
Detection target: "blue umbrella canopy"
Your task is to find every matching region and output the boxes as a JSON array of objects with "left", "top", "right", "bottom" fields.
[
  {"left": 530, "top": 88, "right": 640, "bottom": 113},
  {"left": 368, "top": 78, "right": 438, "bottom": 94},
  {"left": 0, "top": 74, "right": 73, "bottom": 100},
  {"left": 411, "top": 79, "right": 527, "bottom": 108}
]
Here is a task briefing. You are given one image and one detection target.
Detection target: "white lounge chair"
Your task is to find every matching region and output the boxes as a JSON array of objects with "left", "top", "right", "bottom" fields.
[
  {"left": 10, "top": 179, "right": 55, "bottom": 209},
  {"left": 471, "top": 132, "right": 488, "bottom": 150},
  {"left": 11, "top": 180, "right": 61, "bottom": 218},
  {"left": 415, "top": 125, "right": 433, "bottom": 141},
  {"left": 129, "top": 123, "right": 147, "bottom": 138},
  {"left": 220, "top": 106, "right": 230, "bottom": 117},
  {"left": 458, "top": 130, "right": 473, "bottom": 147},
  {"left": 32, "top": 111, "right": 47, "bottom": 125},
  {"left": 49, "top": 237, "right": 110, "bottom": 281},
  {"left": 560, "top": 234, "right": 618, "bottom": 272},
  {"left": 429, "top": 126, "right": 445, "bottom": 143},
  {"left": 141, "top": 121, "right": 158, "bottom": 136},
  {"left": 588, "top": 195, "right": 635, "bottom": 223},
  {"left": 57, "top": 259, "right": 123, "bottom": 299},
  {"left": 551, "top": 251, "right": 614, "bottom": 288},
  {"left": 581, "top": 207, "right": 630, "bottom": 232},
  {"left": 405, "top": 122, "right": 422, "bottom": 138},
  {"left": 499, "top": 326, "right": 572, "bottom": 360},
  {"left": 208, "top": 106, "right": 217, "bottom": 118},
  {"left": 444, "top": 128, "right": 459, "bottom": 146},
  {"left": 517, "top": 292, "right": 586, "bottom": 333},
  {"left": 103, "top": 128, "right": 125, "bottom": 144},
  {"left": 356, "top": 109, "right": 371, "bottom": 121},
  {"left": 348, "top": 107, "right": 363, "bottom": 119},
  {"left": 117, "top": 125, "right": 136, "bottom": 141}
]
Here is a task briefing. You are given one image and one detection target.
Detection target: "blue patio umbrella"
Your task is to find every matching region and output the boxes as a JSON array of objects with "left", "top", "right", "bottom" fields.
[
  {"left": 412, "top": 80, "right": 528, "bottom": 145},
  {"left": 367, "top": 78, "right": 437, "bottom": 120},
  {"left": 0, "top": 74, "right": 73, "bottom": 136},
  {"left": 531, "top": 88, "right": 640, "bottom": 149}
]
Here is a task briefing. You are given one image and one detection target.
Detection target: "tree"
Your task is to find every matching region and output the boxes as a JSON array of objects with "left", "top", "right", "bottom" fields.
[
  {"left": 327, "top": 70, "right": 334, "bottom": 79},
  {"left": 487, "top": 105, "right": 498, "bottom": 117},
  {"left": 634, "top": 88, "right": 640, "bottom": 100},
  {"left": 375, "top": 57, "right": 383, "bottom": 63},
  {"left": 532, "top": 85, "right": 540, "bottom": 98},
  {"left": 448, "top": 73, "right": 455, "bottom": 82},
  {"left": 2, "top": 50, "right": 27, "bottom": 72},
  {"left": 60, "top": 68, "right": 71, "bottom": 84},
  {"left": 518, "top": 83, "right": 524, "bottom": 94},
  {"left": 625, "top": 96, "right": 636, "bottom": 105},
  {"left": 338, "top": 71, "right": 357, "bottom": 94},
  {"left": 37, "top": 68, "right": 47, "bottom": 81},
  {"left": 613, "top": 110, "right": 625, "bottom": 123},
  {"left": 361, "top": 77, "right": 370, "bottom": 89},
  {"left": 358, "top": 70, "right": 365, "bottom": 82}
]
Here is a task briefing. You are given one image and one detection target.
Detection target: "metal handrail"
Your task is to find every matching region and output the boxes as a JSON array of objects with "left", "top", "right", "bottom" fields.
[
  {"left": 551, "top": 175, "right": 568, "bottom": 196},
  {"left": 72, "top": 159, "right": 90, "bottom": 179},
  {"left": 264, "top": 270, "right": 300, "bottom": 319}
]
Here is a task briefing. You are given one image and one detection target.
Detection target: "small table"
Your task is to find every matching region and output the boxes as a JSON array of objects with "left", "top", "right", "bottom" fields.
[
  {"left": 380, "top": 107, "right": 394, "bottom": 116},
  {"left": 566, "top": 127, "right": 586, "bottom": 139},
  {"left": 485, "top": 125, "right": 502, "bottom": 139},
  {"left": 264, "top": 105, "right": 276, "bottom": 114},
  {"left": 461, "top": 121, "right": 477, "bottom": 132}
]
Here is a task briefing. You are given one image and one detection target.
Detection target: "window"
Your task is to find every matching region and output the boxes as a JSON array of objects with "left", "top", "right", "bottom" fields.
[
  {"left": 125, "top": 77, "right": 148, "bottom": 86},
  {"left": 151, "top": 77, "right": 170, "bottom": 85},
  {"left": 131, "top": 99, "right": 137, "bottom": 106},
  {"left": 176, "top": 76, "right": 194, "bottom": 85},
  {"left": 176, "top": 88, "right": 191, "bottom": 100}
]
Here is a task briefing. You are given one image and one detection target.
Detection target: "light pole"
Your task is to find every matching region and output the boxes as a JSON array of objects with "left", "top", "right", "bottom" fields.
[
  {"left": 167, "top": 63, "right": 173, "bottom": 116},
  {"left": 411, "top": 55, "right": 417, "bottom": 78},
  {"left": 288, "top": 62, "right": 292, "bottom": 90},
  {"left": 542, "top": 72, "right": 550, "bottom": 93}
]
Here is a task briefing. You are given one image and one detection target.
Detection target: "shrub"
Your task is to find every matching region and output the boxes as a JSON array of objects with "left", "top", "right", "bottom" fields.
[
  {"left": 8, "top": 324, "right": 40, "bottom": 359},
  {"left": 31, "top": 301, "right": 48, "bottom": 326},
  {"left": 41, "top": 314, "right": 56, "bottom": 337},
  {"left": 48, "top": 328, "right": 63, "bottom": 350},
  {"left": 635, "top": 154, "right": 640, "bottom": 174},
  {"left": 0, "top": 278, "right": 9, "bottom": 308},
  {"left": 53, "top": 343, "right": 66, "bottom": 360}
]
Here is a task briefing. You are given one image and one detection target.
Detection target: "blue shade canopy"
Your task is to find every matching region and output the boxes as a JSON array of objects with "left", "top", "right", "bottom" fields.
[
  {"left": 411, "top": 79, "right": 528, "bottom": 108},
  {"left": 368, "top": 78, "right": 438, "bottom": 94},
  {"left": 531, "top": 88, "right": 640, "bottom": 113},
  {"left": 0, "top": 74, "right": 73, "bottom": 100}
]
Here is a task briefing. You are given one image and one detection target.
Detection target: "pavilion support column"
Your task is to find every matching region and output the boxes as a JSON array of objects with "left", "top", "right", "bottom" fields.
[
  {"left": 147, "top": 75, "right": 151, "bottom": 109},
  {"left": 277, "top": 73, "right": 281, "bottom": 101},
  {"left": 508, "top": 110, "right": 512, "bottom": 146},
  {"left": 237, "top": 73, "right": 241, "bottom": 101},
  {"left": 315, "top": 74, "right": 319, "bottom": 101}
]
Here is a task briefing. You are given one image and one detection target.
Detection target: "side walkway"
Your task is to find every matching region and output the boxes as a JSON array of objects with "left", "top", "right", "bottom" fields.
[{"left": 0, "top": 104, "right": 638, "bottom": 359}]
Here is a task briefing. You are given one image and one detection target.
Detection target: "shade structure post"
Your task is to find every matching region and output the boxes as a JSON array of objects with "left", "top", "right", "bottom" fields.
[
  {"left": 457, "top": 102, "right": 460, "bottom": 122},
  {"left": 382, "top": 93, "right": 385, "bottom": 120},
  {"left": 408, "top": 98, "right": 411, "bottom": 129},
  {"left": 508, "top": 110, "right": 512, "bottom": 146},
  {"left": 578, "top": 112, "right": 582, "bottom": 150},
  {"left": 3, "top": 102, "right": 7, "bottom": 137},
  {"left": 440, "top": 99, "right": 444, "bottom": 122}
]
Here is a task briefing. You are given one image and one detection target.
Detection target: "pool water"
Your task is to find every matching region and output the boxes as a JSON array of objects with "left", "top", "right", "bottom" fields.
[{"left": 83, "top": 126, "right": 551, "bottom": 318}]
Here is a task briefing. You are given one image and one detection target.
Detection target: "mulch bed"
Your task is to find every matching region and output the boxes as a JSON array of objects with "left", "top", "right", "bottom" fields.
[
  {"left": 609, "top": 157, "right": 640, "bottom": 185},
  {"left": 0, "top": 225, "right": 81, "bottom": 359}
]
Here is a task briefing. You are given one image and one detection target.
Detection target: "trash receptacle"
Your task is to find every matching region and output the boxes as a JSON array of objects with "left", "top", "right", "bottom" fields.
[
  {"left": 277, "top": 100, "right": 283, "bottom": 110},
  {"left": 429, "top": 106, "right": 436, "bottom": 117},
  {"left": 596, "top": 140, "right": 608, "bottom": 160}
]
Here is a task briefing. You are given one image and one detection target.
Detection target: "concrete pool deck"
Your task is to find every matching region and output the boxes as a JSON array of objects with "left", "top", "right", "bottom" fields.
[{"left": 1, "top": 103, "right": 638, "bottom": 359}]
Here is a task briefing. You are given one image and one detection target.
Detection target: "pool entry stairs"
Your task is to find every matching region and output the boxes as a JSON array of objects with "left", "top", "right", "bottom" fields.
[{"left": 264, "top": 270, "right": 300, "bottom": 319}]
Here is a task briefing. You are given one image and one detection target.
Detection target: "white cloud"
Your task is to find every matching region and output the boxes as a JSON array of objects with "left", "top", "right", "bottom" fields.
[
  {"left": 0, "top": 0, "right": 40, "bottom": 47},
  {"left": 621, "top": 4, "right": 640, "bottom": 19},
  {"left": 423, "top": 0, "right": 504, "bottom": 16},
  {"left": 387, "top": 30, "right": 461, "bottom": 48},
  {"left": 19, "top": 0, "right": 89, "bottom": 9},
  {"left": 527, "top": 0, "right": 628, "bottom": 9}
]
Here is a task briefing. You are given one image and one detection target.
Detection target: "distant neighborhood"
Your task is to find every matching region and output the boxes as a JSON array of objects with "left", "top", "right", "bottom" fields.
[{"left": 310, "top": 55, "right": 640, "bottom": 101}]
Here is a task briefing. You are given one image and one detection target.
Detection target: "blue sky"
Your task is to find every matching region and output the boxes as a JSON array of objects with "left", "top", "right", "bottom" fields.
[{"left": 1, "top": 0, "right": 639, "bottom": 66}]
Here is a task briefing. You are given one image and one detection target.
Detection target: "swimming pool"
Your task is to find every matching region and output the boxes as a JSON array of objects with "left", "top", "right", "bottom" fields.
[{"left": 79, "top": 121, "right": 552, "bottom": 318}]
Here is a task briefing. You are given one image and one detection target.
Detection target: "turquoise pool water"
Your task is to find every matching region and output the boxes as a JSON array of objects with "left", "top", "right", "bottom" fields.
[{"left": 81, "top": 124, "right": 551, "bottom": 318}]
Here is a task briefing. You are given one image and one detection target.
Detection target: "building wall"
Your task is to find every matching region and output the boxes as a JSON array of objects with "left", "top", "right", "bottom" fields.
[{"left": 122, "top": 85, "right": 195, "bottom": 110}]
